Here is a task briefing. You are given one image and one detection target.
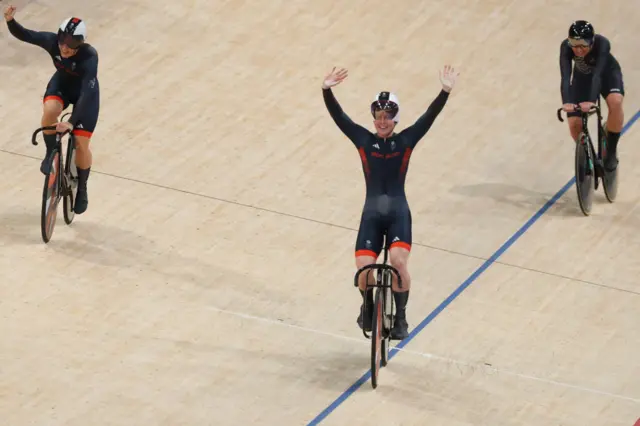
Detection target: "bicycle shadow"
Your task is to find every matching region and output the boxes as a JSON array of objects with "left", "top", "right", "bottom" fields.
[
  {"left": 0, "top": 210, "right": 154, "bottom": 255},
  {"left": 361, "top": 357, "right": 507, "bottom": 416},
  {"left": 0, "top": 209, "right": 387, "bottom": 394},
  {"left": 0, "top": 209, "right": 287, "bottom": 306},
  {"left": 0, "top": 210, "right": 46, "bottom": 245},
  {"left": 158, "top": 334, "right": 373, "bottom": 394},
  {"left": 450, "top": 182, "right": 580, "bottom": 217}
]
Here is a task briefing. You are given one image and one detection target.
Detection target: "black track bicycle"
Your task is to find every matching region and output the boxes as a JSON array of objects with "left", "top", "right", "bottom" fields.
[
  {"left": 32, "top": 113, "right": 79, "bottom": 243},
  {"left": 557, "top": 100, "right": 618, "bottom": 216},
  {"left": 354, "top": 232, "right": 402, "bottom": 389}
]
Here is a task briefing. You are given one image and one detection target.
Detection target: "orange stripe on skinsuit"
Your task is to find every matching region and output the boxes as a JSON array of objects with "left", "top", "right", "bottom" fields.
[
  {"left": 390, "top": 241, "right": 411, "bottom": 251},
  {"left": 356, "top": 249, "right": 377, "bottom": 258},
  {"left": 358, "top": 147, "right": 370, "bottom": 178},
  {"left": 399, "top": 148, "right": 412, "bottom": 176},
  {"left": 43, "top": 96, "right": 63, "bottom": 106},
  {"left": 72, "top": 129, "right": 93, "bottom": 138}
]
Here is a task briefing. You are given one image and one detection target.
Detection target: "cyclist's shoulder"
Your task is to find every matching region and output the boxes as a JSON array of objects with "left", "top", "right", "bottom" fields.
[
  {"left": 352, "top": 127, "right": 377, "bottom": 144},
  {"left": 395, "top": 127, "right": 418, "bottom": 143},
  {"left": 78, "top": 44, "right": 99, "bottom": 61}
]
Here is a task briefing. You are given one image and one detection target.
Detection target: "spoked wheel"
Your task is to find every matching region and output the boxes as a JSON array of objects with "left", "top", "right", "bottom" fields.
[
  {"left": 63, "top": 139, "right": 78, "bottom": 224},
  {"left": 41, "top": 151, "right": 61, "bottom": 243},
  {"left": 380, "top": 282, "right": 392, "bottom": 367},
  {"left": 575, "top": 133, "right": 594, "bottom": 216},
  {"left": 370, "top": 287, "right": 383, "bottom": 389}
]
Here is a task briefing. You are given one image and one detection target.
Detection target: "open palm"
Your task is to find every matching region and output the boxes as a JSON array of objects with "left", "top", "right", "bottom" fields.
[
  {"left": 322, "top": 67, "right": 348, "bottom": 89},
  {"left": 439, "top": 65, "right": 459, "bottom": 93}
]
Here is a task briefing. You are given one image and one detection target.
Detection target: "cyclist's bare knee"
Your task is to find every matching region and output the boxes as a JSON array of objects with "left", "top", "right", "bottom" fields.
[
  {"left": 74, "top": 135, "right": 91, "bottom": 151},
  {"left": 355, "top": 254, "right": 376, "bottom": 291},
  {"left": 568, "top": 117, "right": 582, "bottom": 142},
  {"left": 605, "top": 93, "right": 624, "bottom": 131},
  {"left": 42, "top": 98, "right": 63, "bottom": 131},
  {"left": 389, "top": 247, "right": 410, "bottom": 292},
  {"left": 606, "top": 93, "right": 624, "bottom": 110},
  {"left": 73, "top": 135, "right": 92, "bottom": 169}
]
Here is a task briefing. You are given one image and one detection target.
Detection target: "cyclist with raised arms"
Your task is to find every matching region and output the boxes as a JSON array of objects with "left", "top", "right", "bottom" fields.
[{"left": 322, "top": 65, "right": 458, "bottom": 339}]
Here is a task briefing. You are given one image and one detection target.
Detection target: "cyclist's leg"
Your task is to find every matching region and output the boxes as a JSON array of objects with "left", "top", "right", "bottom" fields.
[
  {"left": 41, "top": 72, "right": 69, "bottom": 174},
  {"left": 354, "top": 209, "right": 384, "bottom": 331},
  {"left": 69, "top": 82, "right": 100, "bottom": 214},
  {"left": 601, "top": 67, "right": 625, "bottom": 170},
  {"left": 388, "top": 204, "right": 412, "bottom": 339},
  {"left": 566, "top": 73, "right": 592, "bottom": 142}
]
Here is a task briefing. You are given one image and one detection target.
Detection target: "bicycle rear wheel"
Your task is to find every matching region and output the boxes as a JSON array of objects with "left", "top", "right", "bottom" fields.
[
  {"left": 41, "top": 150, "right": 61, "bottom": 243},
  {"left": 603, "top": 165, "right": 619, "bottom": 203},
  {"left": 370, "top": 287, "right": 383, "bottom": 389},
  {"left": 575, "top": 133, "right": 594, "bottom": 216},
  {"left": 63, "top": 137, "right": 78, "bottom": 224},
  {"left": 600, "top": 127, "right": 619, "bottom": 203}
]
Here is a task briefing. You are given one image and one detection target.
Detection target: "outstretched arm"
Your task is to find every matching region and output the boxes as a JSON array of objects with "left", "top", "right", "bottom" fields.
[
  {"left": 401, "top": 65, "right": 458, "bottom": 147},
  {"left": 322, "top": 67, "right": 369, "bottom": 146},
  {"left": 4, "top": 6, "right": 56, "bottom": 50}
]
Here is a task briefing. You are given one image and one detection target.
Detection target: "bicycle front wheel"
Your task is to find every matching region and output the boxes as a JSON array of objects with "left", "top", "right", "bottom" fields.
[
  {"left": 575, "top": 133, "right": 594, "bottom": 216},
  {"left": 370, "top": 287, "right": 383, "bottom": 389},
  {"left": 381, "top": 282, "right": 393, "bottom": 367},
  {"left": 63, "top": 137, "right": 78, "bottom": 224},
  {"left": 41, "top": 151, "right": 61, "bottom": 243}
]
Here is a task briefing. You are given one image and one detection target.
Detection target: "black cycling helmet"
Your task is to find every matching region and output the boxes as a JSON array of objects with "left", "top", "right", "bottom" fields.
[
  {"left": 57, "top": 17, "right": 86, "bottom": 49},
  {"left": 568, "top": 20, "right": 594, "bottom": 46},
  {"left": 371, "top": 91, "right": 400, "bottom": 122}
]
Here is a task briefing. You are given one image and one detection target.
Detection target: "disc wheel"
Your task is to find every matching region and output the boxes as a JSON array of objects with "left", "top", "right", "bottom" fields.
[
  {"left": 575, "top": 133, "right": 594, "bottom": 216},
  {"left": 63, "top": 140, "right": 78, "bottom": 224},
  {"left": 41, "top": 151, "right": 61, "bottom": 243},
  {"left": 600, "top": 128, "right": 619, "bottom": 203},
  {"left": 381, "top": 283, "right": 392, "bottom": 367},
  {"left": 370, "top": 288, "right": 384, "bottom": 389}
]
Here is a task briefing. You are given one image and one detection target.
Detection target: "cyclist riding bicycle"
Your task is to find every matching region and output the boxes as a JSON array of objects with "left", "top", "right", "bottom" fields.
[
  {"left": 322, "top": 65, "right": 459, "bottom": 339},
  {"left": 5, "top": 5, "right": 100, "bottom": 214},
  {"left": 560, "top": 20, "right": 625, "bottom": 172}
]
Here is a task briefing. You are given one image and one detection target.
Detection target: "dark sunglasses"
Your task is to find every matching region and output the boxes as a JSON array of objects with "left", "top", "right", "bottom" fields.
[
  {"left": 57, "top": 32, "right": 83, "bottom": 49},
  {"left": 567, "top": 38, "right": 592, "bottom": 48}
]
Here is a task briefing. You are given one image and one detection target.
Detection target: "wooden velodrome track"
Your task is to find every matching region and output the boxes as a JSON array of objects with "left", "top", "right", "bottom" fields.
[{"left": 1, "top": 0, "right": 639, "bottom": 425}]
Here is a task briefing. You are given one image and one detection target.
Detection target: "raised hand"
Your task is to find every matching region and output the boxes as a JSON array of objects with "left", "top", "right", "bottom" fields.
[
  {"left": 322, "top": 67, "right": 348, "bottom": 90},
  {"left": 439, "top": 65, "right": 459, "bottom": 93},
  {"left": 4, "top": 5, "right": 16, "bottom": 22}
]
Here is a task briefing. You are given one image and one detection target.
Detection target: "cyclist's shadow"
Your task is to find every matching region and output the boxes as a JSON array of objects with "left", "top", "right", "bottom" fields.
[
  {"left": 451, "top": 182, "right": 578, "bottom": 217},
  {"left": 0, "top": 210, "right": 210, "bottom": 274},
  {"left": 47, "top": 220, "right": 158, "bottom": 268},
  {"left": 0, "top": 210, "right": 46, "bottom": 245},
  {"left": 0, "top": 210, "right": 156, "bottom": 264},
  {"left": 198, "top": 340, "right": 373, "bottom": 393}
]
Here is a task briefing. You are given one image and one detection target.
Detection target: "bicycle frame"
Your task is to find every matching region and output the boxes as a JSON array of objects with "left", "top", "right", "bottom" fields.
[
  {"left": 353, "top": 233, "right": 403, "bottom": 339},
  {"left": 557, "top": 99, "right": 604, "bottom": 148}
]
